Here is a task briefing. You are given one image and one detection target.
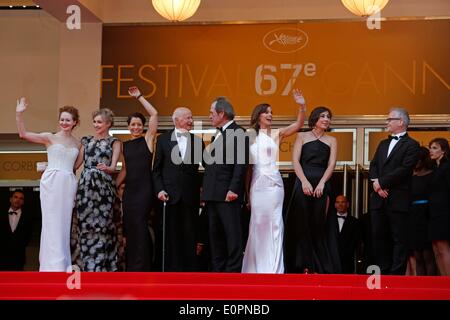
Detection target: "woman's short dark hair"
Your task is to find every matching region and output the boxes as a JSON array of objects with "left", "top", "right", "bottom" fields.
[
  {"left": 250, "top": 103, "right": 270, "bottom": 134},
  {"left": 127, "top": 112, "right": 146, "bottom": 126},
  {"left": 308, "top": 106, "right": 332, "bottom": 128},
  {"left": 416, "top": 146, "right": 434, "bottom": 171},
  {"left": 429, "top": 137, "right": 450, "bottom": 159}
]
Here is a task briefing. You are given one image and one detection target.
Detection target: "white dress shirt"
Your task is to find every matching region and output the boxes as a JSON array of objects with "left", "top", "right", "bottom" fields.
[
  {"left": 215, "top": 120, "right": 234, "bottom": 139},
  {"left": 387, "top": 131, "right": 406, "bottom": 157},
  {"left": 8, "top": 207, "right": 22, "bottom": 233},
  {"left": 337, "top": 212, "right": 348, "bottom": 233},
  {"left": 174, "top": 128, "right": 188, "bottom": 159}
]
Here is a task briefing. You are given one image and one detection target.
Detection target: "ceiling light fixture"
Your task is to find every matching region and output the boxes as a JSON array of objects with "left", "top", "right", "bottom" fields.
[
  {"left": 341, "top": 0, "right": 389, "bottom": 17},
  {"left": 151, "top": 0, "right": 201, "bottom": 22}
]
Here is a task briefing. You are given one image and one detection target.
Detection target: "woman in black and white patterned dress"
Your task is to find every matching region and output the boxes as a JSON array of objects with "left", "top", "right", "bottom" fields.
[{"left": 73, "top": 108, "right": 122, "bottom": 271}]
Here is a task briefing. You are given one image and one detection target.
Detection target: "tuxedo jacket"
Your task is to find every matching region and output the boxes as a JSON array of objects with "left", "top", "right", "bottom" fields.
[
  {"left": 0, "top": 209, "right": 32, "bottom": 270},
  {"left": 152, "top": 129, "right": 204, "bottom": 206},
  {"left": 369, "top": 133, "right": 420, "bottom": 212},
  {"left": 201, "top": 121, "right": 249, "bottom": 203},
  {"left": 328, "top": 212, "right": 362, "bottom": 274}
]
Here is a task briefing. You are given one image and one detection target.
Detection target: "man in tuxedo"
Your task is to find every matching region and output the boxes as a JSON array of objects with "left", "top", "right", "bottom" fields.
[
  {"left": 369, "top": 107, "right": 419, "bottom": 275},
  {"left": 0, "top": 190, "right": 32, "bottom": 271},
  {"left": 153, "top": 107, "right": 205, "bottom": 271},
  {"left": 328, "top": 195, "right": 362, "bottom": 274},
  {"left": 202, "top": 97, "right": 248, "bottom": 272}
]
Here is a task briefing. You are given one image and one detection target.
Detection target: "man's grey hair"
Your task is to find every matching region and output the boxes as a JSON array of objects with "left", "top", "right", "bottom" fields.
[
  {"left": 171, "top": 107, "right": 191, "bottom": 125},
  {"left": 213, "top": 96, "right": 235, "bottom": 120},
  {"left": 390, "top": 107, "right": 410, "bottom": 128}
]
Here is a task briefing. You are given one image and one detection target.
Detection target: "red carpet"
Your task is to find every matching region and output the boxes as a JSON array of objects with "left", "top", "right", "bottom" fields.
[{"left": 0, "top": 272, "right": 449, "bottom": 300}]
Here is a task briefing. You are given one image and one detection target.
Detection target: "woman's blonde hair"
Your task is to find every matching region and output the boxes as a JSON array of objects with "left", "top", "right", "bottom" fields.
[{"left": 92, "top": 108, "right": 114, "bottom": 128}]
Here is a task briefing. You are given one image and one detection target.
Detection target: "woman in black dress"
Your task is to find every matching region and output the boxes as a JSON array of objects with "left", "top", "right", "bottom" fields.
[
  {"left": 428, "top": 138, "right": 450, "bottom": 276},
  {"left": 284, "top": 106, "right": 340, "bottom": 274},
  {"left": 116, "top": 86, "right": 158, "bottom": 271},
  {"left": 405, "top": 146, "right": 436, "bottom": 276}
]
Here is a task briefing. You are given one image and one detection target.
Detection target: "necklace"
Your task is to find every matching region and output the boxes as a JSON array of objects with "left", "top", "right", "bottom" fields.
[{"left": 311, "top": 129, "right": 324, "bottom": 140}]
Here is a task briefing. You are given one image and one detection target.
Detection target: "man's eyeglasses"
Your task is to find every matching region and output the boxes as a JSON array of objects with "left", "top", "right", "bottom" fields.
[{"left": 386, "top": 117, "right": 401, "bottom": 122}]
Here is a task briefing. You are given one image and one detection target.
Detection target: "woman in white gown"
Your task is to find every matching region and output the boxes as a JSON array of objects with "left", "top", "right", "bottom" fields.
[
  {"left": 242, "top": 89, "right": 306, "bottom": 273},
  {"left": 16, "top": 98, "right": 80, "bottom": 272}
]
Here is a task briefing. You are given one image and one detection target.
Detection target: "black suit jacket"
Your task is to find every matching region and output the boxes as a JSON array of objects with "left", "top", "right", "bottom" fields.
[
  {"left": 202, "top": 121, "right": 248, "bottom": 202},
  {"left": 369, "top": 133, "right": 420, "bottom": 212},
  {"left": 328, "top": 212, "right": 362, "bottom": 274},
  {"left": 152, "top": 129, "right": 204, "bottom": 206},
  {"left": 0, "top": 209, "right": 32, "bottom": 270}
]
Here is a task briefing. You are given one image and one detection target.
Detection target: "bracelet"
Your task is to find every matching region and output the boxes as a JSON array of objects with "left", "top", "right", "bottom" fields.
[{"left": 136, "top": 94, "right": 143, "bottom": 99}]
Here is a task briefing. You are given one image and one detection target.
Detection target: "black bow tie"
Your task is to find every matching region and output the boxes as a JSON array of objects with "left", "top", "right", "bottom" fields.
[
  {"left": 337, "top": 215, "right": 346, "bottom": 219},
  {"left": 389, "top": 135, "right": 403, "bottom": 141},
  {"left": 9, "top": 211, "right": 18, "bottom": 215}
]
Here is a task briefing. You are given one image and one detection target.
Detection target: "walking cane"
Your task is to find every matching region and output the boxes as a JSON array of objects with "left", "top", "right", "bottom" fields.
[{"left": 162, "top": 200, "right": 166, "bottom": 272}]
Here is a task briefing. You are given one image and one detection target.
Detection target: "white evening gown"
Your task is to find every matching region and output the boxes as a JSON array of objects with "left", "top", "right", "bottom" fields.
[
  {"left": 242, "top": 131, "right": 284, "bottom": 273},
  {"left": 39, "top": 144, "right": 78, "bottom": 271}
]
